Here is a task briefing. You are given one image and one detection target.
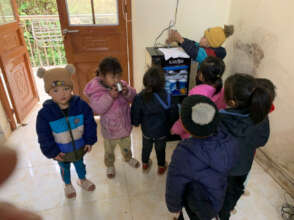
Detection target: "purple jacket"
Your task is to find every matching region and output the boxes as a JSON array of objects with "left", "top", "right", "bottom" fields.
[
  {"left": 171, "top": 84, "right": 226, "bottom": 139},
  {"left": 84, "top": 77, "right": 136, "bottom": 139}
]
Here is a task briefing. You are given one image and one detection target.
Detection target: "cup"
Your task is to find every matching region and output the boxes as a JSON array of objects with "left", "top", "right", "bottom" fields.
[{"left": 116, "top": 82, "right": 123, "bottom": 92}]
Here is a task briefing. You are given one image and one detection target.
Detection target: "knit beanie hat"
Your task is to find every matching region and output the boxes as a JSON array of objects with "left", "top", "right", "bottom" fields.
[
  {"left": 37, "top": 64, "right": 76, "bottom": 93},
  {"left": 205, "top": 25, "right": 234, "bottom": 48},
  {"left": 181, "top": 95, "right": 219, "bottom": 137}
]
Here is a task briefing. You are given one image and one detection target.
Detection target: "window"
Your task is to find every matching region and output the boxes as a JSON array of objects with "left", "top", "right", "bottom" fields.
[{"left": 66, "top": 0, "right": 118, "bottom": 25}]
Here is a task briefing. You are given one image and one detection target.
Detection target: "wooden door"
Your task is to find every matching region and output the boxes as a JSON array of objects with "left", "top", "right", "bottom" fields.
[
  {"left": 56, "top": 0, "right": 133, "bottom": 100},
  {"left": 0, "top": 0, "right": 39, "bottom": 130}
]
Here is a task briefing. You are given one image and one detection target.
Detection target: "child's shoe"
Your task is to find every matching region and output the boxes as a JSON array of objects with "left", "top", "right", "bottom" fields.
[
  {"left": 107, "top": 166, "right": 115, "bottom": 178},
  {"left": 64, "top": 184, "right": 76, "bottom": 199},
  {"left": 142, "top": 159, "right": 152, "bottom": 173},
  {"left": 77, "top": 179, "right": 96, "bottom": 191},
  {"left": 158, "top": 163, "right": 167, "bottom": 175},
  {"left": 127, "top": 158, "right": 140, "bottom": 168}
]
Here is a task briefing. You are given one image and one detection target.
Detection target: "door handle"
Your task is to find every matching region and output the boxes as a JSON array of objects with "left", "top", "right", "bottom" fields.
[{"left": 62, "top": 29, "right": 79, "bottom": 35}]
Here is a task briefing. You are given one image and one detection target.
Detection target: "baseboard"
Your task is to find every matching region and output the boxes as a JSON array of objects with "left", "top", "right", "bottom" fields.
[{"left": 255, "top": 149, "right": 294, "bottom": 197}]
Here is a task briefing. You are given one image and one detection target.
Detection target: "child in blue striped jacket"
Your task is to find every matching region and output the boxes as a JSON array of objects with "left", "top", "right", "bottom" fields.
[{"left": 36, "top": 65, "right": 97, "bottom": 199}]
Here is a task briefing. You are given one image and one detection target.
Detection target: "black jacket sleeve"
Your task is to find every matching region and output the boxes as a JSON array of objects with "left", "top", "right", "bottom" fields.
[{"left": 180, "top": 38, "right": 200, "bottom": 60}]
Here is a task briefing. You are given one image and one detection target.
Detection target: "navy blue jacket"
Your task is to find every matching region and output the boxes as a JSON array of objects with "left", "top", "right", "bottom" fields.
[
  {"left": 220, "top": 109, "right": 270, "bottom": 176},
  {"left": 165, "top": 126, "right": 239, "bottom": 213},
  {"left": 36, "top": 96, "right": 97, "bottom": 160},
  {"left": 180, "top": 38, "right": 227, "bottom": 63},
  {"left": 131, "top": 90, "right": 176, "bottom": 138}
]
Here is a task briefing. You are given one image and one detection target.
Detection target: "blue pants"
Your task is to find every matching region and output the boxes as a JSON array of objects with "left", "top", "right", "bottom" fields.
[{"left": 58, "top": 159, "right": 86, "bottom": 184}]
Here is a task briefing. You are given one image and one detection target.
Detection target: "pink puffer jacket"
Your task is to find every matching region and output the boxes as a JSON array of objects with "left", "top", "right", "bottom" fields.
[
  {"left": 171, "top": 84, "right": 226, "bottom": 139},
  {"left": 84, "top": 77, "right": 136, "bottom": 140}
]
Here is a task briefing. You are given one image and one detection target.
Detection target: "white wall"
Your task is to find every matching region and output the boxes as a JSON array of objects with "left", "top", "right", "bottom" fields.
[
  {"left": 225, "top": 0, "right": 294, "bottom": 188},
  {"left": 131, "top": 0, "right": 232, "bottom": 91}
]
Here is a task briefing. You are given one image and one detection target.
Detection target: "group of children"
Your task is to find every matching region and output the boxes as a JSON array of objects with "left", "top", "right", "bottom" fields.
[{"left": 36, "top": 25, "right": 276, "bottom": 220}]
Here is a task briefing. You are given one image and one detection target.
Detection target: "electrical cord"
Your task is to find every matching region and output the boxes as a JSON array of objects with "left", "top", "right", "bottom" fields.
[{"left": 153, "top": 0, "right": 179, "bottom": 48}]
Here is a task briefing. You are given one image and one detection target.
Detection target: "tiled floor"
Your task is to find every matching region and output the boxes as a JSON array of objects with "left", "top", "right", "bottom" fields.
[{"left": 0, "top": 105, "right": 293, "bottom": 220}]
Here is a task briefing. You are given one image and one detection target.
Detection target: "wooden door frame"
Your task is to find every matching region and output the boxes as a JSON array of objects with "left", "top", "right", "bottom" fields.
[
  {"left": 56, "top": 0, "right": 134, "bottom": 87},
  {"left": 126, "top": 0, "right": 134, "bottom": 87}
]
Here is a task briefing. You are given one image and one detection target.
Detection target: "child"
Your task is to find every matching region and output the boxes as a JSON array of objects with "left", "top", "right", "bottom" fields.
[
  {"left": 166, "top": 25, "right": 234, "bottom": 63},
  {"left": 171, "top": 56, "right": 226, "bottom": 139},
  {"left": 36, "top": 65, "right": 97, "bottom": 199},
  {"left": 166, "top": 95, "right": 239, "bottom": 220},
  {"left": 236, "top": 77, "right": 277, "bottom": 201},
  {"left": 131, "top": 66, "right": 176, "bottom": 175},
  {"left": 84, "top": 57, "right": 140, "bottom": 179},
  {"left": 218, "top": 74, "right": 273, "bottom": 220}
]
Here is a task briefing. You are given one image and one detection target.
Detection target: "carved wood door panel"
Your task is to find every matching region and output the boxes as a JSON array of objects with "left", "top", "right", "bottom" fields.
[{"left": 0, "top": 0, "right": 39, "bottom": 129}]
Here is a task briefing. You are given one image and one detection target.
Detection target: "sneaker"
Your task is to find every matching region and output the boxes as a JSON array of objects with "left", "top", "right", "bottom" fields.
[
  {"left": 106, "top": 166, "right": 115, "bottom": 178},
  {"left": 142, "top": 159, "right": 152, "bottom": 173},
  {"left": 158, "top": 163, "right": 167, "bottom": 175},
  {"left": 64, "top": 184, "right": 76, "bottom": 199},
  {"left": 127, "top": 158, "right": 140, "bottom": 168}
]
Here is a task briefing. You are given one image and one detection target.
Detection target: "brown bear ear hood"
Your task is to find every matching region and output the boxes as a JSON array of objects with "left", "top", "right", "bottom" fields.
[
  {"left": 37, "top": 67, "right": 47, "bottom": 78},
  {"left": 37, "top": 64, "right": 76, "bottom": 93},
  {"left": 65, "top": 64, "right": 76, "bottom": 75}
]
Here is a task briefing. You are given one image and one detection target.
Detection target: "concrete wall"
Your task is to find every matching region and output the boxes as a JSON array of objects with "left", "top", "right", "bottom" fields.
[
  {"left": 131, "top": 0, "right": 232, "bottom": 91},
  {"left": 225, "top": 0, "right": 294, "bottom": 194}
]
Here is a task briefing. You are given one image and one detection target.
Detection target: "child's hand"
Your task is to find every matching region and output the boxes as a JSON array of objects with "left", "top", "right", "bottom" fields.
[
  {"left": 122, "top": 85, "right": 129, "bottom": 96},
  {"left": 109, "top": 87, "right": 119, "bottom": 99},
  {"left": 54, "top": 152, "right": 65, "bottom": 161},
  {"left": 84, "top": 145, "right": 92, "bottom": 153},
  {"left": 167, "top": 30, "right": 184, "bottom": 44}
]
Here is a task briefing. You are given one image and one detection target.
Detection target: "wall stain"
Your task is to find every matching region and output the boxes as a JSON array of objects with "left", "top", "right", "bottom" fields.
[{"left": 234, "top": 40, "right": 264, "bottom": 74}]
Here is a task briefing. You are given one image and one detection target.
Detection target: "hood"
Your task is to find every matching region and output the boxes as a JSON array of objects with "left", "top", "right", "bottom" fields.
[
  {"left": 213, "top": 47, "right": 226, "bottom": 59},
  {"left": 83, "top": 77, "right": 107, "bottom": 98},
  {"left": 220, "top": 108, "right": 254, "bottom": 138},
  {"left": 180, "top": 128, "right": 237, "bottom": 174}
]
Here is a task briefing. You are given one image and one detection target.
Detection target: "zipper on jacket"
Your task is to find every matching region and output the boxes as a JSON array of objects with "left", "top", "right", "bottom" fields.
[{"left": 61, "top": 110, "right": 78, "bottom": 160}]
